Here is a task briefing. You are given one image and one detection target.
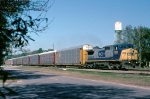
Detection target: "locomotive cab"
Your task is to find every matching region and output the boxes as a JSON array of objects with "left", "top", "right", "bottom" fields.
[
  {"left": 119, "top": 46, "right": 138, "bottom": 68},
  {"left": 113, "top": 44, "right": 134, "bottom": 60}
]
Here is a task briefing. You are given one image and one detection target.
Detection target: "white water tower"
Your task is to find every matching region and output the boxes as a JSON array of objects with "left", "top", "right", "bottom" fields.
[{"left": 114, "top": 21, "right": 122, "bottom": 44}]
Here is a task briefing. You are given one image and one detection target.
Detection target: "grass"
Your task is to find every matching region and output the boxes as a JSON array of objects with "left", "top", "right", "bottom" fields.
[
  {"left": 66, "top": 69, "right": 150, "bottom": 87},
  {"left": 67, "top": 69, "right": 115, "bottom": 76},
  {"left": 5, "top": 66, "right": 150, "bottom": 88}
]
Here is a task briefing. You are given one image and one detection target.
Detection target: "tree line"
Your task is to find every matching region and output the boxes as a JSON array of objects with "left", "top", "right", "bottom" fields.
[
  {"left": 6, "top": 48, "right": 54, "bottom": 59},
  {"left": 114, "top": 25, "right": 150, "bottom": 66}
]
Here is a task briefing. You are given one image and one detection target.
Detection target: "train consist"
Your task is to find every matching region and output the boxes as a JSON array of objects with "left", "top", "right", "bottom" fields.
[{"left": 5, "top": 43, "right": 138, "bottom": 69}]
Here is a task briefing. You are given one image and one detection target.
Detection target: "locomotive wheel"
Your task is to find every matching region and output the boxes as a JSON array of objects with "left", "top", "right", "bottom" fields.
[
  {"left": 108, "top": 64, "right": 114, "bottom": 70},
  {"left": 116, "top": 64, "right": 121, "bottom": 70},
  {"left": 108, "top": 65, "right": 112, "bottom": 69}
]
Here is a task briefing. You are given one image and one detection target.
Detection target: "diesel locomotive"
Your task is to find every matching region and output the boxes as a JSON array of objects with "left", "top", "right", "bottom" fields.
[
  {"left": 86, "top": 43, "right": 138, "bottom": 69},
  {"left": 5, "top": 43, "right": 138, "bottom": 69}
]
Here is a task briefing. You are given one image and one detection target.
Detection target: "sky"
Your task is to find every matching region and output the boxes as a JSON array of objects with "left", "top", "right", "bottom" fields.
[{"left": 26, "top": 0, "right": 150, "bottom": 51}]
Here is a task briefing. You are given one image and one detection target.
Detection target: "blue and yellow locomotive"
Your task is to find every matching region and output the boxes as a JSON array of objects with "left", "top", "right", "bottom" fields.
[{"left": 86, "top": 43, "right": 138, "bottom": 69}]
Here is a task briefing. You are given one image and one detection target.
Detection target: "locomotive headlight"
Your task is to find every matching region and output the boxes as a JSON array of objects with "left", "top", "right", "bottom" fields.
[{"left": 129, "top": 62, "right": 130, "bottom": 63}]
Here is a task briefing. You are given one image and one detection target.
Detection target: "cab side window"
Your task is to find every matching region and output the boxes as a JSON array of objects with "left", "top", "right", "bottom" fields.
[
  {"left": 114, "top": 46, "right": 118, "bottom": 50},
  {"left": 105, "top": 46, "right": 110, "bottom": 50}
]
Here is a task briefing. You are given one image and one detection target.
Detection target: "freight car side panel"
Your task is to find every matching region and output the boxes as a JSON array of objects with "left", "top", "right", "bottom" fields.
[
  {"left": 17, "top": 57, "right": 23, "bottom": 65},
  {"left": 40, "top": 52, "right": 55, "bottom": 65},
  {"left": 5, "top": 60, "right": 8, "bottom": 65},
  {"left": 5, "top": 59, "right": 13, "bottom": 65},
  {"left": 57, "top": 48, "right": 81, "bottom": 65},
  {"left": 13, "top": 58, "right": 17, "bottom": 65},
  {"left": 22, "top": 56, "right": 29, "bottom": 65},
  {"left": 30, "top": 54, "right": 39, "bottom": 65},
  {"left": 54, "top": 53, "right": 56, "bottom": 65},
  {"left": 27, "top": 56, "right": 30, "bottom": 65}
]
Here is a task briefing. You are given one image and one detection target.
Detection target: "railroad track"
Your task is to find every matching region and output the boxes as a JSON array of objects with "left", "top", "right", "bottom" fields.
[
  {"left": 58, "top": 66, "right": 150, "bottom": 75},
  {"left": 128, "top": 69, "right": 150, "bottom": 72},
  {"left": 12, "top": 65, "right": 150, "bottom": 75}
]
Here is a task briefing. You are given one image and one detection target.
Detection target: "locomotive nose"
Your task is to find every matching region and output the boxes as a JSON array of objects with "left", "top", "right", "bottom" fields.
[{"left": 128, "top": 49, "right": 134, "bottom": 56}]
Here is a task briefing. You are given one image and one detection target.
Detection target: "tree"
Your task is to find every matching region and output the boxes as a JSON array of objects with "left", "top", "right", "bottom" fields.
[
  {"left": 133, "top": 26, "right": 150, "bottom": 66},
  {"left": 0, "top": 0, "right": 54, "bottom": 65},
  {"left": 114, "top": 31, "right": 123, "bottom": 44},
  {"left": 48, "top": 48, "right": 54, "bottom": 51},
  {"left": 93, "top": 46, "right": 100, "bottom": 49},
  {"left": 115, "top": 25, "right": 150, "bottom": 67},
  {"left": 38, "top": 48, "right": 43, "bottom": 53},
  {"left": 114, "top": 25, "right": 134, "bottom": 44},
  {"left": 0, "top": 0, "right": 53, "bottom": 98}
]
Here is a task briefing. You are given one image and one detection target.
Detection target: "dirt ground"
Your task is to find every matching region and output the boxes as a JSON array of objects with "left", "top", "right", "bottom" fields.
[{"left": 4, "top": 66, "right": 150, "bottom": 89}]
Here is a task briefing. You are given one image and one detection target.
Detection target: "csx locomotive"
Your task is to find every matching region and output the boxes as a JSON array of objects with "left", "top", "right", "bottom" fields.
[
  {"left": 87, "top": 43, "right": 138, "bottom": 69},
  {"left": 5, "top": 43, "right": 138, "bottom": 69}
]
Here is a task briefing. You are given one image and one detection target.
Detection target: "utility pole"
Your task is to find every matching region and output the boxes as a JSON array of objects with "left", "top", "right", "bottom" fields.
[
  {"left": 139, "top": 31, "right": 142, "bottom": 68},
  {"left": 53, "top": 43, "right": 54, "bottom": 50}
]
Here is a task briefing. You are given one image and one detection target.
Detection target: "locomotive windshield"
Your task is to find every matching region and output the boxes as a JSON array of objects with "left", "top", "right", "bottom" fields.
[
  {"left": 119, "top": 45, "right": 126, "bottom": 48},
  {"left": 128, "top": 45, "right": 133, "bottom": 48},
  {"left": 113, "top": 44, "right": 134, "bottom": 50}
]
